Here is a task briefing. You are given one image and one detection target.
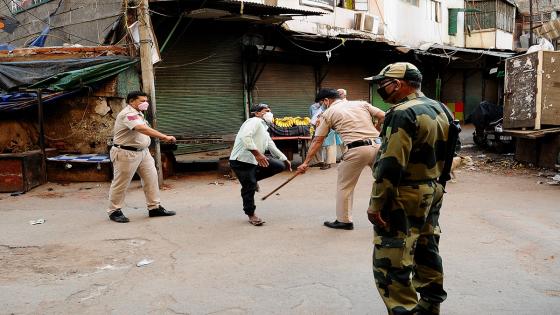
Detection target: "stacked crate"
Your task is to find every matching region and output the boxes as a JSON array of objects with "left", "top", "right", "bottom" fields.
[{"left": 503, "top": 51, "right": 560, "bottom": 168}]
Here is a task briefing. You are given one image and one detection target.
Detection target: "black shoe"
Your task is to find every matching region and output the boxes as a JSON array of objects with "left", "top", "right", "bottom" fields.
[
  {"left": 109, "top": 209, "right": 129, "bottom": 223},
  {"left": 324, "top": 220, "right": 354, "bottom": 230},
  {"left": 149, "top": 206, "right": 176, "bottom": 217}
]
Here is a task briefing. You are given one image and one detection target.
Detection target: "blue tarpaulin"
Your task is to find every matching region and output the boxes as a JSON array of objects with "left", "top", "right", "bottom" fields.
[
  {"left": 0, "top": 90, "right": 80, "bottom": 113},
  {"left": 0, "top": 43, "right": 15, "bottom": 51},
  {"left": 0, "top": 56, "right": 138, "bottom": 113},
  {"left": 27, "top": 26, "right": 50, "bottom": 47}
]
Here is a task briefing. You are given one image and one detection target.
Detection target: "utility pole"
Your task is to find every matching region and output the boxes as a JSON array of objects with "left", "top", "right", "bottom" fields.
[
  {"left": 529, "top": 0, "right": 534, "bottom": 46},
  {"left": 138, "top": 0, "right": 164, "bottom": 187}
]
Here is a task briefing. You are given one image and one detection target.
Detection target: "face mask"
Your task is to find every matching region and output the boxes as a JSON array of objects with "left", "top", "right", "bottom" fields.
[
  {"left": 377, "top": 81, "right": 397, "bottom": 102},
  {"left": 262, "top": 112, "right": 274, "bottom": 124},
  {"left": 138, "top": 101, "right": 149, "bottom": 111}
]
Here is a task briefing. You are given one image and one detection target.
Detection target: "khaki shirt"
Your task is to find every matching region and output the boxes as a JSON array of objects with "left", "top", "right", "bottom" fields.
[
  {"left": 315, "top": 99, "right": 381, "bottom": 145},
  {"left": 112, "top": 105, "right": 151, "bottom": 149}
]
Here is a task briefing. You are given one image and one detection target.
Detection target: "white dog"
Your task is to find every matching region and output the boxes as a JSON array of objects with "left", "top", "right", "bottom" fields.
[{"left": 450, "top": 155, "right": 473, "bottom": 181}]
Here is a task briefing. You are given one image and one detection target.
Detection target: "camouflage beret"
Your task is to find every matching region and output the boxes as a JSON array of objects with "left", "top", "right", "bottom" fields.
[{"left": 365, "top": 62, "right": 422, "bottom": 83}]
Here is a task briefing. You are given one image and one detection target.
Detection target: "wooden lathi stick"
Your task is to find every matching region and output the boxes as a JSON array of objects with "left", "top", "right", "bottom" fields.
[{"left": 261, "top": 172, "right": 300, "bottom": 201}]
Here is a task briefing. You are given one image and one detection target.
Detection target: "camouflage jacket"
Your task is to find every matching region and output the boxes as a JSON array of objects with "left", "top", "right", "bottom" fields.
[{"left": 369, "top": 92, "right": 450, "bottom": 213}]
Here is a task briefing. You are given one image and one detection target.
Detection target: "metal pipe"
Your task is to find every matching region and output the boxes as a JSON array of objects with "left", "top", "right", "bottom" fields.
[
  {"left": 529, "top": 0, "right": 534, "bottom": 46},
  {"left": 37, "top": 88, "right": 47, "bottom": 183},
  {"left": 160, "top": 15, "right": 183, "bottom": 54}
]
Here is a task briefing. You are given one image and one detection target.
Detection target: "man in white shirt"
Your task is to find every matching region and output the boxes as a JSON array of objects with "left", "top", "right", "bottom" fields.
[{"left": 229, "top": 104, "right": 292, "bottom": 226}]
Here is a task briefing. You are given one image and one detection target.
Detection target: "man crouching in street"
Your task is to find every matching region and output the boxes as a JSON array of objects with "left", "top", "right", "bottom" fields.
[
  {"left": 229, "top": 103, "right": 291, "bottom": 226},
  {"left": 106, "top": 91, "right": 177, "bottom": 223}
]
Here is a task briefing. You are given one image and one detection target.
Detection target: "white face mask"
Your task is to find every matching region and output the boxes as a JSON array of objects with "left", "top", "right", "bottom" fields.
[
  {"left": 262, "top": 112, "right": 274, "bottom": 124},
  {"left": 138, "top": 101, "right": 149, "bottom": 111}
]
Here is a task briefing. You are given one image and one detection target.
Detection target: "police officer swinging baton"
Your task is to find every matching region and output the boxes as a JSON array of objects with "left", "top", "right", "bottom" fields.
[{"left": 261, "top": 172, "right": 300, "bottom": 201}]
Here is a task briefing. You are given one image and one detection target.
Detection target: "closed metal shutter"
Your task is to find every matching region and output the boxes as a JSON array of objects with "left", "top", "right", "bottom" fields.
[
  {"left": 321, "top": 64, "right": 370, "bottom": 102},
  {"left": 252, "top": 63, "right": 315, "bottom": 118},
  {"left": 155, "top": 30, "right": 245, "bottom": 137}
]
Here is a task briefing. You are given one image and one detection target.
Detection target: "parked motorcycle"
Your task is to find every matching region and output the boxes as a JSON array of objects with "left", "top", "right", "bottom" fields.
[{"left": 466, "top": 101, "right": 514, "bottom": 153}]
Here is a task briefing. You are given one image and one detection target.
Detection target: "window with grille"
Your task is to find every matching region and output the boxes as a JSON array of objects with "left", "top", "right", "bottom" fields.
[{"left": 466, "top": 0, "right": 515, "bottom": 33}]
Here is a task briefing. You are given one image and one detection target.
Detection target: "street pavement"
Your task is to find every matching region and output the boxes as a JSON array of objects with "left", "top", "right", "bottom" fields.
[{"left": 1, "top": 152, "right": 559, "bottom": 314}]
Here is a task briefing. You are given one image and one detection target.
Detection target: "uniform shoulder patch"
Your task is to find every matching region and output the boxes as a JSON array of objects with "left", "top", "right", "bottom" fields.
[{"left": 126, "top": 114, "right": 139, "bottom": 121}]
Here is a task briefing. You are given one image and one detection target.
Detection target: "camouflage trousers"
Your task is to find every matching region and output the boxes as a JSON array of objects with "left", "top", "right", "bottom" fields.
[{"left": 372, "top": 181, "right": 446, "bottom": 315}]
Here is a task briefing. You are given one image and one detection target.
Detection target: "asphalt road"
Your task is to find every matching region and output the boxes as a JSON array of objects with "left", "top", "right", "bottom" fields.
[{"left": 1, "top": 160, "right": 559, "bottom": 314}]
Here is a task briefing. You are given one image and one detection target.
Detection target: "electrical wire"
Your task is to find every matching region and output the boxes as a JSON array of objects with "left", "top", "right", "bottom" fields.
[
  {"left": 1, "top": 0, "right": 38, "bottom": 38},
  {"left": 154, "top": 53, "right": 217, "bottom": 69},
  {"left": 165, "top": 0, "right": 209, "bottom": 53},
  {"left": 5, "top": 0, "right": 105, "bottom": 45},
  {"left": 277, "top": 29, "right": 345, "bottom": 55},
  {"left": 148, "top": 8, "right": 177, "bottom": 18}
]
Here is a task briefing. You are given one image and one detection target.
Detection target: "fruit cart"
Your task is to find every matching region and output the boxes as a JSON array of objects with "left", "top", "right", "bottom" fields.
[
  {"left": 269, "top": 117, "right": 311, "bottom": 162},
  {"left": 271, "top": 135, "right": 311, "bottom": 161}
]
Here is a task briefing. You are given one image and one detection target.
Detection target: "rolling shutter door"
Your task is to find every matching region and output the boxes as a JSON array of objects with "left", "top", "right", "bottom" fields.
[
  {"left": 321, "top": 65, "right": 370, "bottom": 102},
  {"left": 252, "top": 63, "right": 315, "bottom": 118},
  {"left": 155, "top": 30, "right": 245, "bottom": 137}
]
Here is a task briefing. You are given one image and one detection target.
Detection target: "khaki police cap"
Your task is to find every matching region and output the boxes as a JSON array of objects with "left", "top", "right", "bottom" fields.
[{"left": 365, "top": 62, "right": 422, "bottom": 83}]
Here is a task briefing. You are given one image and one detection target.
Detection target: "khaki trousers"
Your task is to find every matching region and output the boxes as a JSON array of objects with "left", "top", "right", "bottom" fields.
[
  {"left": 336, "top": 144, "right": 380, "bottom": 223},
  {"left": 107, "top": 147, "right": 160, "bottom": 214}
]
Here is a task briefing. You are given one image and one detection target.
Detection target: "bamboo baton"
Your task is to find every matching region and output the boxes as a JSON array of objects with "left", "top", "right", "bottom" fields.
[{"left": 261, "top": 172, "right": 300, "bottom": 201}]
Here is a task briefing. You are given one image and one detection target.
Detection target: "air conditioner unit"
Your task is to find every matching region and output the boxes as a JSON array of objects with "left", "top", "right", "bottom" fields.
[{"left": 354, "top": 13, "right": 380, "bottom": 34}]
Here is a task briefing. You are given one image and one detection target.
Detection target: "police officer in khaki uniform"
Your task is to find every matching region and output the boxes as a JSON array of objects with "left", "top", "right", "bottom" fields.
[
  {"left": 106, "top": 91, "right": 177, "bottom": 223},
  {"left": 297, "top": 88, "right": 385, "bottom": 230}
]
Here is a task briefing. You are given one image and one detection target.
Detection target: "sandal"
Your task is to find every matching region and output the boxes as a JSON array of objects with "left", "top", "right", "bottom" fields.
[{"left": 248, "top": 216, "right": 265, "bottom": 226}]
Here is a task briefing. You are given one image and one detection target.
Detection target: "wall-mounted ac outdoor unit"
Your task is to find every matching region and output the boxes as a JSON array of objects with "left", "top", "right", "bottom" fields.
[{"left": 354, "top": 12, "right": 379, "bottom": 34}]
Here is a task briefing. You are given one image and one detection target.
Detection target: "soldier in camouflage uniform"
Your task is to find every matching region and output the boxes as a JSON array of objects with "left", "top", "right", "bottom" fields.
[{"left": 366, "top": 63, "right": 450, "bottom": 314}]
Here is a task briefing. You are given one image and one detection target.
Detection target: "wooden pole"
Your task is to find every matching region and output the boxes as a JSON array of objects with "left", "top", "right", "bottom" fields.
[{"left": 138, "top": 0, "right": 163, "bottom": 187}]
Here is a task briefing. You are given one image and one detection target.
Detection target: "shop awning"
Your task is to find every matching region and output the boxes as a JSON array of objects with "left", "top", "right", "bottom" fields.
[
  {"left": 419, "top": 44, "right": 516, "bottom": 59},
  {"left": 178, "top": 0, "right": 324, "bottom": 18}
]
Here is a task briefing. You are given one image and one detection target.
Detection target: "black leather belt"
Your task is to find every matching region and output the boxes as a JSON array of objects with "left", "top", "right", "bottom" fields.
[
  {"left": 347, "top": 138, "right": 380, "bottom": 149},
  {"left": 113, "top": 144, "right": 143, "bottom": 152}
]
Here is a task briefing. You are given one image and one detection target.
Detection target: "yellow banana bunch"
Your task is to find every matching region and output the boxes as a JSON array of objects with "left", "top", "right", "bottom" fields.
[
  {"left": 274, "top": 117, "right": 295, "bottom": 128},
  {"left": 293, "top": 117, "right": 311, "bottom": 126},
  {"left": 274, "top": 116, "right": 311, "bottom": 127}
]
